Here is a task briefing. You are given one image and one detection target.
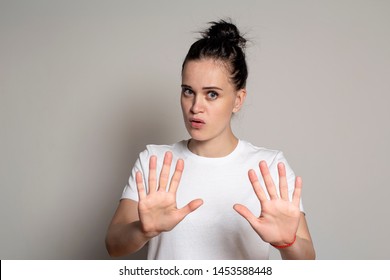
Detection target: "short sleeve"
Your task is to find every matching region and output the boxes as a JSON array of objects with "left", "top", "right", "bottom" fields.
[{"left": 121, "top": 148, "right": 151, "bottom": 202}]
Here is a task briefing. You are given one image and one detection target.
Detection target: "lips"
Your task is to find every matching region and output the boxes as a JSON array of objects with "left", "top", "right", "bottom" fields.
[{"left": 189, "top": 117, "right": 205, "bottom": 128}]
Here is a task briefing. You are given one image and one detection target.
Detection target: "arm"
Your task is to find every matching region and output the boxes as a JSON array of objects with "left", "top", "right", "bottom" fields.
[
  {"left": 234, "top": 161, "right": 315, "bottom": 260},
  {"left": 105, "top": 152, "right": 203, "bottom": 257},
  {"left": 276, "top": 212, "right": 315, "bottom": 260},
  {"left": 105, "top": 199, "right": 151, "bottom": 257}
]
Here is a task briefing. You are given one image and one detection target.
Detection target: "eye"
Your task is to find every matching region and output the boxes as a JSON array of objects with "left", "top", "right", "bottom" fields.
[
  {"left": 207, "top": 91, "right": 219, "bottom": 100},
  {"left": 181, "top": 88, "right": 193, "bottom": 97}
]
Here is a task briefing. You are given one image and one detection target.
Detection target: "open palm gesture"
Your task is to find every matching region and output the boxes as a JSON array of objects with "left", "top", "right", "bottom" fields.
[
  {"left": 234, "top": 161, "right": 302, "bottom": 246},
  {"left": 136, "top": 152, "right": 203, "bottom": 238}
]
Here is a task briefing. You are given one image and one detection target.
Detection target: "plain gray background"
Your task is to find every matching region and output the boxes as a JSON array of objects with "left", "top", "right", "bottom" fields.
[{"left": 1, "top": 0, "right": 389, "bottom": 259}]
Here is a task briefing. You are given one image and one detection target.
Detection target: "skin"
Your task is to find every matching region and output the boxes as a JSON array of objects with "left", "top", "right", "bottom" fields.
[
  {"left": 180, "top": 59, "right": 246, "bottom": 157},
  {"left": 105, "top": 58, "right": 315, "bottom": 259}
]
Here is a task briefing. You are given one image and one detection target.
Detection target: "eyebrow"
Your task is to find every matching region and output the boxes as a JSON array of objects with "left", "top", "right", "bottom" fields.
[{"left": 181, "top": 84, "right": 223, "bottom": 91}]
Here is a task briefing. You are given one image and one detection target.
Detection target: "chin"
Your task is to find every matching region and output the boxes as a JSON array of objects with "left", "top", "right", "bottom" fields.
[{"left": 186, "top": 130, "right": 208, "bottom": 142}]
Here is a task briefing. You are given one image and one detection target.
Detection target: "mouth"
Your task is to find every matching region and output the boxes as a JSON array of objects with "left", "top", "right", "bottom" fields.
[{"left": 189, "top": 117, "right": 205, "bottom": 128}]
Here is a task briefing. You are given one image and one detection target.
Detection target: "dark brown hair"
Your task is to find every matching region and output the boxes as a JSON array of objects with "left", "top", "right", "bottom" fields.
[{"left": 182, "top": 19, "right": 248, "bottom": 90}]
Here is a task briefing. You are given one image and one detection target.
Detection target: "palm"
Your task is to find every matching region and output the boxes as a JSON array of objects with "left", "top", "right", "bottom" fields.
[
  {"left": 136, "top": 152, "right": 203, "bottom": 238},
  {"left": 252, "top": 196, "right": 300, "bottom": 244},
  {"left": 234, "top": 161, "right": 302, "bottom": 245},
  {"left": 138, "top": 191, "right": 182, "bottom": 235}
]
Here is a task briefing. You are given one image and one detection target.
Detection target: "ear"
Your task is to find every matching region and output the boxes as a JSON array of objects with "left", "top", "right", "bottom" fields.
[{"left": 233, "top": 89, "right": 247, "bottom": 113}]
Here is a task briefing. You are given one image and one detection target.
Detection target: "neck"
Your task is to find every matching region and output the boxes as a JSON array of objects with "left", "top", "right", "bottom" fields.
[{"left": 188, "top": 134, "right": 239, "bottom": 158}]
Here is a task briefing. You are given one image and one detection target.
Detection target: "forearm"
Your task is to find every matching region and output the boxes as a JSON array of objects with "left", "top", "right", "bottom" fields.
[
  {"left": 105, "top": 221, "right": 152, "bottom": 257},
  {"left": 277, "top": 236, "right": 315, "bottom": 260}
]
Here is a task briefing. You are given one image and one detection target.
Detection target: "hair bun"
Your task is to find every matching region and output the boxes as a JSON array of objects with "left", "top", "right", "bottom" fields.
[{"left": 203, "top": 20, "right": 246, "bottom": 48}]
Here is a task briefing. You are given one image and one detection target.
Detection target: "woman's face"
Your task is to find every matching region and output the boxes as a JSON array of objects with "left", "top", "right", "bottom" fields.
[{"left": 181, "top": 59, "right": 246, "bottom": 143}]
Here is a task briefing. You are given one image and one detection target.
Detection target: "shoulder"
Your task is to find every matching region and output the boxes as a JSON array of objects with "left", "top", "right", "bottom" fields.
[
  {"left": 239, "top": 139, "right": 295, "bottom": 175},
  {"left": 239, "top": 139, "right": 283, "bottom": 161},
  {"left": 138, "top": 141, "right": 187, "bottom": 161}
]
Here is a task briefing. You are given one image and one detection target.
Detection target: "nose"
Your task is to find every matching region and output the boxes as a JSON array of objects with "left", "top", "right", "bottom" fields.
[{"left": 190, "top": 95, "right": 204, "bottom": 114}]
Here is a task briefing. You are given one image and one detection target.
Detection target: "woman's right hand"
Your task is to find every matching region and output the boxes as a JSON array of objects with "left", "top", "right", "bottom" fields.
[{"left": 136, "top": 151, "right": 203, "bottom": 238}]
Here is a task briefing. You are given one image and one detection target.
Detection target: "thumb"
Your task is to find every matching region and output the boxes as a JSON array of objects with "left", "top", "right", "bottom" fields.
[
  {"left": 178, "top": 199, "right": 203, "bottom": 218},
  {"left": 233, "top": 204, "right": 258, "bottom": 225}
]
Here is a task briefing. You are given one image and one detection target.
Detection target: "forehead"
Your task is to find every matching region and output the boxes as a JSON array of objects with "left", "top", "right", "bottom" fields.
[{"left": 182, "top": 59, "right": 231, "bottom": 87}]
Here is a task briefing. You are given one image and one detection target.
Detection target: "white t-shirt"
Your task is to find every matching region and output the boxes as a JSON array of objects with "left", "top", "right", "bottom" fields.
[{"left": 121, "top": 140, "right": 303, "bottom": 259}]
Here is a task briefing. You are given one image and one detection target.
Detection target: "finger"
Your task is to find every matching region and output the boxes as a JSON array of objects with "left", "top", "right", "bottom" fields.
[
  {"left": 292, "top": 176, "right": 302, "bottom": 207},
  {"left": 259, "top": 161, "right": 278, "bottom": 200},
  {"left": 136, "top": 171, "right": 146, "bottom": 200},
  {"left": 148, "top": 155, "right": 157, "bottom": 193},
  {"left": 168, "top": 158, "right": 184, "bottom": 193},
  {"left": 158, "top": 151, "right": 173, "bottom": 191},
  {"left": 278, "top": 162, "right": 289, "bottom": 201},
  {"left": 173, "top": 199, "right": 203, "bottom": 227},
  {"left": 177, "top": 199, "right": 203, "bottom": 219},
  {"left": 233, "top": 204, "right": 258, "bottom": 225},
  {"left": 248, "top": 169, "right": 268, "bottom": 203}
]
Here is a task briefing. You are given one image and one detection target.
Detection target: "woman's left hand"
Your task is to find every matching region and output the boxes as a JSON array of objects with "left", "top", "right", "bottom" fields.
[{"left": 234, "top": 161, "right": 302, "bottom": 246}]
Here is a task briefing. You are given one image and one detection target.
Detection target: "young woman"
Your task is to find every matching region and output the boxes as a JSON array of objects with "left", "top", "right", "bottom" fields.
[{"left": 105, "top": 20, "right": 315, "bottom": 260}]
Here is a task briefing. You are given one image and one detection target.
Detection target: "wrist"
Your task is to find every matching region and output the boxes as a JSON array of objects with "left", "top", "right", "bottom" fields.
[
  {"left": 139, "top": 223, "right": 160, "bottom": 239},
  {"left": 270, "top": 235, "right": 296, "bottom": 249}
]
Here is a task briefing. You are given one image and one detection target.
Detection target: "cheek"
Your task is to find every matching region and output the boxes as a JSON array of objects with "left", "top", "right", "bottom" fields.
[
  {"left": 215, "top": 103, "right": 234, "bottom": 120},
  {"left": 180, "top": 98, "right": 192, "bottom": 117},
  {"left": 180, "top": 97, "right": 187, "bottom": 111}
]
